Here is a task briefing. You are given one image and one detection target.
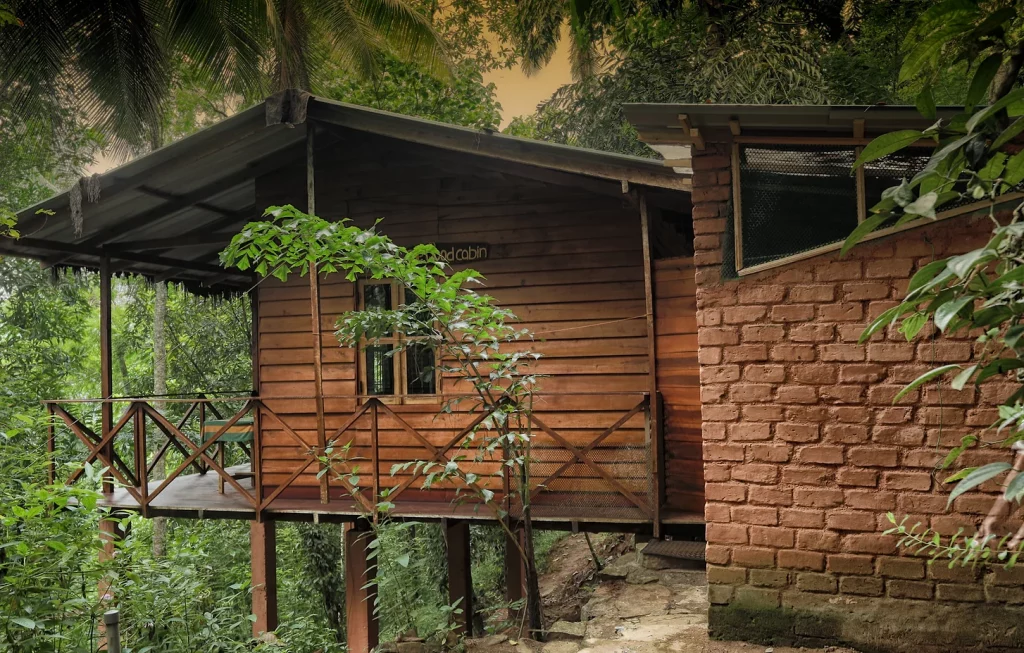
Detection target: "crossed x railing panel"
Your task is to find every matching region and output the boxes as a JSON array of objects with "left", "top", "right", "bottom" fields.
[{"left": 46, "top": 393, "right": 654, "bottom": 519}]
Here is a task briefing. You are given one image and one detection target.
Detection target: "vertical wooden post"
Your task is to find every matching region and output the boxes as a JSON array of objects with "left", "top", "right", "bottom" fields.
[
  {"left": 251, "top": 520, "right": 279, "bottom": 637},
  {"left": 370, "top": 401, "right": 379, "bottom": 512},
  {"left": 134, "top": 404, "right": 148, "bottom": 512},
  {"left": 307, "top": 123, "right": 329, "bottom": 504},
  {"left": 345, "top": 522, "right": 379, "bottom": 653},
  {"left": 444, "top": 519, "right": 474, "bottom": 636},
  {"left": 250, "top": 289, "right": 263, "bottom": 507},
  {"left": 46, "top": 403, "right": 55, "bottom": 484},
  {"left": 99, "top": 256, "right": 114, "bottom": 494},
  {"left": 638, "top": 193, "right": 663, "bottom": 538},
  {"left": 504, "top": 525, "right": 526, "bottom": 606}
]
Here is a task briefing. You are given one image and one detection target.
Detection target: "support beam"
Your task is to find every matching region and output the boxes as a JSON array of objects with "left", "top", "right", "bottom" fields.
[
  {"left": 99, "top": 257, "right": 114, "bottom": 494},
  {"left": 638, "top": 193, "right": 662, "bottom": 538},
  {"left": 345, "top": 522, "right": 379, "bottom": 653},
  {"left": 307, "top": 124, "right": 328, "bottom": 503},
  {"left": 444, "top": 519, "right": 474, "bottom": 636},
  {"left": 251, "top": 520, "right": 279, "bottom": 638},
  {"left": 504, "top": 525, "right": 526, "bottom": 607}
]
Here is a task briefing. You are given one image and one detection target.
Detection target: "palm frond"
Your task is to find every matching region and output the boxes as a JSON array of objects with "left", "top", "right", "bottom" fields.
[{"left": 168, "top": 0, "right": 270, "bottom": 100}]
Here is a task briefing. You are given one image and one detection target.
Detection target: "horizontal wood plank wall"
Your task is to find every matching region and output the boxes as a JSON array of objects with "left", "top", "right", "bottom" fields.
[
  {"left": 253, "top": 135, "right": 655, "bottom": 515},
  {"left": 653, "top": 257, "right": 703, "bottom": 514}
]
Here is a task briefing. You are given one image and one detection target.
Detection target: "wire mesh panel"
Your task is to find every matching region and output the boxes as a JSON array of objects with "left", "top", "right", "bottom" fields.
[{"left": 738, "top": 145, "right": 859, "bottom": 267}]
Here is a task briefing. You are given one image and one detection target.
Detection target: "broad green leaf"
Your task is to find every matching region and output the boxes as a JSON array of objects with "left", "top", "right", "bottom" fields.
[
  {"left": 899, "top": 312, "right": 928, "bottom": 341},
  {"left": 858, "top": 300, "right": 919, "bottom": 343},
  {"left": 979, "top": 152, "right": 1008, "bottom": 181},
  {"left": 854, "top": 131, "right": 925, "bottom": 169},
  {"left": 841, "top": 212, "right": 891, "bottom": 256},
  {"left": 966, "top": 87, "right": 1024, "bottom": 134},
  {"left": 1003, "top": 150, "right": 1024, "bottom": 187},
  {"left": 950, "top": 364, "right": 978, "bottom": 390},
  {"left": 947, "top": 462, "right": 1012, "bottom": 506},
  {"left": 991, "top": 117, "right": 1024, "bottom": 151},
  {"left": 916, "top": 85, "right": 937, "bottom": 120},
  {"left": 975, "top": 358, "right": 1024, "bottom": 384},
  {"left": 894, "top": 364, "right": 962, "bottom": 402},
  {"left": 908, "top": 259, "right": 952, "bottom": 294},
  {"left": 904, "top": 191, "right": 939, "bottom": 219},
  {"left": 395, "top": 553, "right": 411, "bottom": 567},
  {"left": 948, "top": 248, "right": 994, "bottom": 278},
  {"left": 1005, "top": 472, "right": 1024, "bottom": 502},
  {"left": 934, "top": 295, "right": 974, "bottom": 331},
  {"left": 966, "top": 53, "right": 1003, "bottom": 107},
  {"left": 11, "top": 617, "right": 35, "bottom": 629}
]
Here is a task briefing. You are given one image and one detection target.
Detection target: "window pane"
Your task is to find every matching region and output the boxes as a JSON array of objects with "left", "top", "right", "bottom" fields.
[
  {"left": 363, "top": 284, "right": 392, "bottom": 336},
  {"left": 404, "top": 288, "right": 433, "bottom": 336},
  {"left": 365, "top": 345, "right": 395, "bottom": 395},
  {"left": 406, "top": 343, "right": 436, "bottom": 395},
  {"left": 739, "top": 145, "right": 859, "bottom": 268}
]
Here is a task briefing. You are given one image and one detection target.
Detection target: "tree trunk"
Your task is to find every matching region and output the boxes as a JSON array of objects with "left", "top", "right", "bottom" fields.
[
  {"left": 989, "top": 41, "right": 1024, "bottom": 104},
  {"left": 275, "top": 0, "right": 311, "bottom": 92},
  {"left": 297, "top": 523, "right": 346, "bottom": 641},
  {"left": 152, "top": 281, "right": 168, "bottom": 557}
]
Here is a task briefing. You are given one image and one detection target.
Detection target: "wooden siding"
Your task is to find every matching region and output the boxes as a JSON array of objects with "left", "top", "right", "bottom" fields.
[
  {"left": 653, "top": 257, "right": 703, "bottom": 514},
  {"left": 252, "top": 134, "right": 660, "bottom": 514}
]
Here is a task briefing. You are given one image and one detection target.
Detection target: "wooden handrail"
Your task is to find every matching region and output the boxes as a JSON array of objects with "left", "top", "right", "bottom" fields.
[{"left": 46, "top": 392, "right": 655, "bottom": 520}]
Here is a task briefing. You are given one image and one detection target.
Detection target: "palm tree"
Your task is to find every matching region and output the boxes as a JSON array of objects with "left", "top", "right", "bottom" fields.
[{"left": 0, "top": 0, "right": 450, "bottom": 155}]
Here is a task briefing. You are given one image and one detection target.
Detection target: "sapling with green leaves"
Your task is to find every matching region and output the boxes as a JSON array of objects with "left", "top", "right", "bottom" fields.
[
  {"left": 842, "top": 0, "right": 1024, "bottom": 565},
  {"left": 221, "top": 204, "right": 546, "bottom": 637}
]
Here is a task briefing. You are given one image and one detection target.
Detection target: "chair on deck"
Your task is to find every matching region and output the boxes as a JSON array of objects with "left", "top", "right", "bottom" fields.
[{"left": 202, "top": 417, "right": 255, "bottom": 494}]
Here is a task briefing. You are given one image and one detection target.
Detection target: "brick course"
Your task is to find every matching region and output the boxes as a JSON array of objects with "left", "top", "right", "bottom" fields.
[{"left": 689, "top": 142, "right": 1022, "bottom": 650}]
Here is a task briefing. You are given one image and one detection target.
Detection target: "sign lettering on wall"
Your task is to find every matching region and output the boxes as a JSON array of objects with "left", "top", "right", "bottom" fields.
[{"left": 434, "top": 243, "right": 490, "bottom": 263}]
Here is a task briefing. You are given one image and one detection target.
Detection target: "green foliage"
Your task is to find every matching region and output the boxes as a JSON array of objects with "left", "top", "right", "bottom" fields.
[
  {"left": 1, "top": 0, "right": 451, "bottom": 154},
  {"left": 322, "top": 58, "right": 502, "bottom": 130},
  {"left": 842, "top": 1, "right": 1024, "bottom": 546},
  {"left": 885, "top": 513, "right": 1024, "bottom": 568},
  {"left": 500, "top": 1, "right": 963, "bottom": 156}
]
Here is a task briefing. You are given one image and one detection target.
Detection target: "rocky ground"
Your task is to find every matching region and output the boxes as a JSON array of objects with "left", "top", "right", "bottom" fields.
[{"left": 464, "top": 535, "right": 860, "bottom": 653}]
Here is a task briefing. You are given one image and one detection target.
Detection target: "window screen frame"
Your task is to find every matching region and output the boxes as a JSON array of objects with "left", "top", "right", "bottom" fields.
[
  {"left": 730, "top": 139, "right": 1024, "bottom": 276},
  {"left": 356, "top": 279, "right": 441, "bottom": 405}
]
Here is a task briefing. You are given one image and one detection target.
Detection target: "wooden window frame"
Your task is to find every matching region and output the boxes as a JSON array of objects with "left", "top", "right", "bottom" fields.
[
  {"left": 356, "top": 279, "right": 441, "bottom": 405},
  {"left": 730, "top": 138, "right": 1024, "bottom": 277}
]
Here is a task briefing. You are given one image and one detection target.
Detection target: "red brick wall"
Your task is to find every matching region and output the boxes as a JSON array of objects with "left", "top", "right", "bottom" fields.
[{"left": 691, "top": 143, "right": 1024, "bottom": 651}]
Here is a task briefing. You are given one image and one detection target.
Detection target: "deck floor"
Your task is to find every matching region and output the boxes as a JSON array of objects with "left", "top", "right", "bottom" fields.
[{"left": 98, "top": 465, "right": 703, "bottom": 531}]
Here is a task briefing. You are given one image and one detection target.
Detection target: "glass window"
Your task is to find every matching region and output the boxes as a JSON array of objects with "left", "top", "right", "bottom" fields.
[
  {"left": 358, "top": 280, "right": 438, "bottom": 401},
  {"left": 365, "top": 345, "right": 395, "bottom": 395},
  {"left": 406, "top": 343, "right": 437, "bottom": 395}
]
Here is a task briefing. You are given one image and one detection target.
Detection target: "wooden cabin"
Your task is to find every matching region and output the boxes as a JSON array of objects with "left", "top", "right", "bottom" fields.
[{"left": 3, "top": 90, "right": 698, "bottom": 648}]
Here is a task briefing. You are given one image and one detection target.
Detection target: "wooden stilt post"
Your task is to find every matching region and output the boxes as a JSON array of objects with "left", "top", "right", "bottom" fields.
[
  {"left": 504, "top": 525, "right": 526, "bottom": 607},
  {"left": 251, "top": 520, "right": 279, "bottom": 638},
  {"left": 345, "top": 521, "right": 379, "bottom": 653},
  {"left": 99, "top": 256, "right": 114, "bottom": 495},
  {"left": 444, "top": 519, "right": 474, "bottom": 636}
]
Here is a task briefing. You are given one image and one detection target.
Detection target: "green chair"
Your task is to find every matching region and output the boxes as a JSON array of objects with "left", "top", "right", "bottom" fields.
[{"left": 202, "top": 417, "right": 255, "bottom": 493}]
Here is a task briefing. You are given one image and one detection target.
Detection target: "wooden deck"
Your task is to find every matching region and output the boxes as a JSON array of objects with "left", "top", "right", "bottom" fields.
[{"left": 98, "top": 465, "right": 702, "bottom": 532}]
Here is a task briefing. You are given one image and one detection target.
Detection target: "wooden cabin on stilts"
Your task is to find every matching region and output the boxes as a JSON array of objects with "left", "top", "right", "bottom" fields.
[{"left": 4, "top": 90, "right": 699, "bottom": 650}]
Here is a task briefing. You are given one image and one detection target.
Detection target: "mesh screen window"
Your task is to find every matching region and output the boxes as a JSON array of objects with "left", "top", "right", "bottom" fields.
[{"left": 738, "top": 145, "right": 859, "bottom": 268}]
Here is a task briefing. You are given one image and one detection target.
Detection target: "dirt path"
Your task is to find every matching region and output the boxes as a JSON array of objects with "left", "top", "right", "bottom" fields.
[{"left": 470, "top": 537, "right": 860, "bottom": 653}]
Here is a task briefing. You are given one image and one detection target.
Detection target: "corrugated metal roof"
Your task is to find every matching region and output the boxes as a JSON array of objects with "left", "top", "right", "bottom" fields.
[
  {"left": 623, "top": 104, "right": 960, "bottom": 140},
  {"left": 3, "top": 92, "right": 691, "bottom": 292}
]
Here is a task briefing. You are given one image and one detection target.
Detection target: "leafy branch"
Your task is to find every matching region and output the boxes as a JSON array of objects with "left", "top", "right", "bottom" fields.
[{"left": 885, "top": 512, "right": 1024, "bottom": 568}]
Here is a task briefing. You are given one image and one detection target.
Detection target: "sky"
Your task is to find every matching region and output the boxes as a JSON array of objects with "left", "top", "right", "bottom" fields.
[
  {"left": 86, "top": 36, "right": 573, "bottom": 175},
  {"left": 485, "top": 34, "right": 573, "bottom": 125}
]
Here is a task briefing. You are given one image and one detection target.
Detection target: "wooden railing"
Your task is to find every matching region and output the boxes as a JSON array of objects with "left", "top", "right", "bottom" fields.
[{"left": 44, "top": 392, "right": 657, "bottom": 521}]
